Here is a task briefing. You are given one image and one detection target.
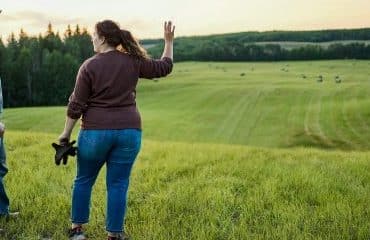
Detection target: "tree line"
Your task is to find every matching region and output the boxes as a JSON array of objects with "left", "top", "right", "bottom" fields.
[
  {"left": 0, "top": 24, "right": 93, "bottom": 107},
  {"left": 148, "top": 41, "right": 370, "bottom": 61},
  {"left": 146, "top": 28, "right": 370, "bottom": 61}
]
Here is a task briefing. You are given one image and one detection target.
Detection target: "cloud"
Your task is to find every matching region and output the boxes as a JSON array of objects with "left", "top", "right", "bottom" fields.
[
  {"left": 2, "top": 10, "right": 81, "bottom": 26},
  {"left": 0, "top": 13, "right": 17, "bottom": 21},
  {"left": 0, "top": 10, "right": 163, "bottom": 39},
  {"left": 0, "top": 10, "right": 93, "bottom": 38}
]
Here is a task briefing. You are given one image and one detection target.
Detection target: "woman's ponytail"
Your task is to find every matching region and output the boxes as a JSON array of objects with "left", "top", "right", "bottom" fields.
[
  {"left": 119, "top": 29, "right": 149, "bottom": 59},
  {"left": 95, "top": 20, "right": 149, "bottom": 59}
]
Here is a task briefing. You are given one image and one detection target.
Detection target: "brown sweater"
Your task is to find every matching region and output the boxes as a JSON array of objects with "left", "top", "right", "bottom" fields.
[{"left": 67, "top": 50, "right": 173, "bottom": 130}]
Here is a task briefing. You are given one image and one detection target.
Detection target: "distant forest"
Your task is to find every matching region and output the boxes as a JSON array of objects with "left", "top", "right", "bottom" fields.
[
  {"left": 144, "top": 28, "right": 370, "bottom": 61},
  {"left": 0, "top": 25, "right": 369, "bottom": 107}
]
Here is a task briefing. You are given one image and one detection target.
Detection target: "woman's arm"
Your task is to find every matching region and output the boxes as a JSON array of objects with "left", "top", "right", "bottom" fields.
[
  {"left": 58, "top": 63, "right": 91, "bottom": 144},
  {"left": 58, "top": 117, "right": 78, "bottom": 143},
  {"left": 138, "top": 21, "right": 175, "bottom": 79}
]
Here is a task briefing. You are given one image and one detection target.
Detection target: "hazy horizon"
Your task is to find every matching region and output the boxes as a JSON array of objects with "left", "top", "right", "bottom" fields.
[
  {"left": 1, "top": 0, "right": 370, "bottom": 40},
  {"left": 2, "top": 24, "right": 370, "bottom": 41}
]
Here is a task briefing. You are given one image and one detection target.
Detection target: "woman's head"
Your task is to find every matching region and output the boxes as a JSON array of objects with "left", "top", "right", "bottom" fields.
[{"left": 93, "top": 20, "right": 148, "bottom": 59}]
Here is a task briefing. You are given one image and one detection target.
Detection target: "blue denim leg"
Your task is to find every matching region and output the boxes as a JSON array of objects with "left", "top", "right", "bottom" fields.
[
  {"left": 106, "top": 129, "right": 141, "bottom": 233},
  {"left": 0, "top": 137, "right": 9, "bottom": 215},
  {"left": 71, "top": 130, "right": 113, "bottom": 224}
]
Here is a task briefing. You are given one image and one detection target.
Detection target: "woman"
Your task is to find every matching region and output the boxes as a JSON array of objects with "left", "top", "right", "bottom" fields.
[{"left": 58, "top": 20, "right": 174, "bottom": 240}]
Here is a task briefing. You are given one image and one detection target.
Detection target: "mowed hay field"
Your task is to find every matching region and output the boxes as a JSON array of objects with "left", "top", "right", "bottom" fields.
[
  {"left": 6, "top": 60, "right": 370, "bottom": 150},
  {"left": 1, "top": 60, "right": 370, "bottom": 239}
]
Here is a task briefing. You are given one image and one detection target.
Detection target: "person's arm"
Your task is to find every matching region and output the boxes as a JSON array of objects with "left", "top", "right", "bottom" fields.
[
  {"left": 139, "top": 21, "right": 175, "bottom": 79},
  {"left": 0, "top": 77, "right": 4, "bottom": 138},
  {"left": 0, "top": 122, "right": 4, "bottom": 138},
  {"left": 58, "top": 63, "right": 91, "bottom": 143},
  {"left": 58, "top": 117, "right": 78, "bottom": 143}
]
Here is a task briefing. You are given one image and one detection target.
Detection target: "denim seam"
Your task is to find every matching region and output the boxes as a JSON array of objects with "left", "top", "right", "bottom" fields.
[
  {"left": 106, "top": 228, "right": 123, "bottom": 233},
  {"left": 71, "top": 219, "right": 89, "bottom": 224}
]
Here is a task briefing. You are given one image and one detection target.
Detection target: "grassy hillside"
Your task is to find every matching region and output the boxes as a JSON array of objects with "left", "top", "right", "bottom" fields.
[
  {"left": 0, "top": 60, "right": 370, "bottom": 239},
  {"left": 0, "top": 131, "right": 369, "bottom": 239},
  {"left": 255, "top": 40, "right": 370, "bottom": 50},
  {"left": 4, "top": 60, "right": 370, "bottom": 150}
]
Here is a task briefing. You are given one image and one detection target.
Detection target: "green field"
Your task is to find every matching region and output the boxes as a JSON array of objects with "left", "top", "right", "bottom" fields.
[
  {"left": 1, "top": 60, "right": 370, "bottom": 239},
  {"left": 5, "top": 60, "right": 370, "bottom": 150}
]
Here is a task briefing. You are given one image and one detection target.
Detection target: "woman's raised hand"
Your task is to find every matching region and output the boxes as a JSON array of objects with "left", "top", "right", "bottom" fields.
[{"left": 164, "top": 21, "right": 175, "bottom": 43}]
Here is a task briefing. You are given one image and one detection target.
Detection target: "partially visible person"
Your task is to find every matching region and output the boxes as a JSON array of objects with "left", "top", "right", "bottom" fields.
[
  {"left": 0, "top": 8, "right": 19, "bottom": 234},
  {"left": 0, "top": 77, "right": 19, "bottom": 233}
]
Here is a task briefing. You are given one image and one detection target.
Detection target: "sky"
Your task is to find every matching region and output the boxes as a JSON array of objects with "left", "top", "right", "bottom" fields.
[{"left": 0, "top": 0, "right": 369, "bottom": 40}]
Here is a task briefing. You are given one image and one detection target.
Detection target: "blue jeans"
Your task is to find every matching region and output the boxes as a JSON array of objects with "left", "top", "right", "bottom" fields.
[
  {"left": 0, "top": 137, "right": 9, "bottom": 214},
  {"left": 71, "top": 129, "right": 141, "bottom": 233}
]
